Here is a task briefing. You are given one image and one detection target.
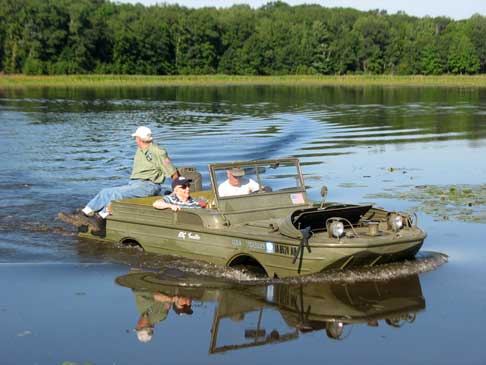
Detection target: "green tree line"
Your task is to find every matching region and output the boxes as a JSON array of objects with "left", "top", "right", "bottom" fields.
[{"left": 1, "top": 0, "right": 485, "bottom": 75}]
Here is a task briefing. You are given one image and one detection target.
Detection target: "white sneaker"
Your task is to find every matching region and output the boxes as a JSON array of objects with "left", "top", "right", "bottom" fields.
[{"left": 82, "top": 207, "right": 95, "bottom": 217}]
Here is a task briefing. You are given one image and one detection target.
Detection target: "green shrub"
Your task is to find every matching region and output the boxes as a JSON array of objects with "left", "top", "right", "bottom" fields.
[{"left": 22, "top": 57, "right": 46, "bottom": 75}]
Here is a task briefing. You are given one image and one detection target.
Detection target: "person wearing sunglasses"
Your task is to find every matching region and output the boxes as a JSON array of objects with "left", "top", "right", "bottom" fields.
[{"left": 152, "top": 176, "right": 203, "bottom": 211}]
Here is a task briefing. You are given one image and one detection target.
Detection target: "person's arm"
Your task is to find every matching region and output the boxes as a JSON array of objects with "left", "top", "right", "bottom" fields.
[
  {"left": 152, "top": 197, "right": 181, "bottom": 211},
  {"left": 155, "top": 145, "right": 178, "bottom": 179},
  {"left": 249, "top": 178, "right": 260, "bottom": 193},
  {"left": 153, "top": 292, "right": 174, "bottom": 302}
]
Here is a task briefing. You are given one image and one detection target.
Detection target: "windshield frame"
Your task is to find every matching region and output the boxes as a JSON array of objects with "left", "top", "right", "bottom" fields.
[{"left": 209, "top": 158, "right": 306, "bottom": 201}]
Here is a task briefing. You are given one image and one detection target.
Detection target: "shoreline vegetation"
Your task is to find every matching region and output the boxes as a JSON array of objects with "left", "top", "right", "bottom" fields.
[
  {"left": 2, "top": 74, "right": 486, "bottom": 89},
  {"left": 2, "top": 2, "right": 486, "bottom": 77}
]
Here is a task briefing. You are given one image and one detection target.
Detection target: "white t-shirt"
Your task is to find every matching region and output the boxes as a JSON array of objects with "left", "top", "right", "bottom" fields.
[{"left": 218, "top": 178, "right": 260, "bottom": 197}]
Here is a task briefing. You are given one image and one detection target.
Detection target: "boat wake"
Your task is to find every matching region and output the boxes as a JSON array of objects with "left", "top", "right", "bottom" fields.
[
  {"left": 153, "top": 251, "right": 448, "bottom": 285},
  {"left": 285, "top": 251, "right": 448, "bottom": 284}
]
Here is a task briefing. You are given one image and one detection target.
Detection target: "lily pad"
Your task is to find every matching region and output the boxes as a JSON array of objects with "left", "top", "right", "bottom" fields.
[
  {"left": 338, "top": 182, "right": 368, "bottom": 188},
  {"left": 366, "top": 184, "right": 486, "bottom": 224}
]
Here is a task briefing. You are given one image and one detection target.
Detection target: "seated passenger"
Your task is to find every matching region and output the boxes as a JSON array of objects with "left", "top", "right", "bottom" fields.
[
  {"left": 218, "top": 168, "right": 260, "bottom": 197},
  {"left": 153, "top": 177, "right": 203, "bottom": 211}
]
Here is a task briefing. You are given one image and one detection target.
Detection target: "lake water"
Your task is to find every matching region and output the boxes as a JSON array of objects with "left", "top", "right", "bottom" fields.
[{"left": 1, "top": 85, "right": 485, "bottom": 364}]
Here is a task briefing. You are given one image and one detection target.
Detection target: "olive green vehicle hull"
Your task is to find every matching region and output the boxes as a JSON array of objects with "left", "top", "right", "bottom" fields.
[
  {"left": 91, "top": 196, "right": 425, "bottom": 278},
  {"left": 79, "top": 159, "right": 426, "bottom": 278}
]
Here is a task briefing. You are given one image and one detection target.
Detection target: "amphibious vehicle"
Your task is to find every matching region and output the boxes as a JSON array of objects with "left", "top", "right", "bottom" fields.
[{"left": 80, "top": 158, "right": 426, "bottom": 278}]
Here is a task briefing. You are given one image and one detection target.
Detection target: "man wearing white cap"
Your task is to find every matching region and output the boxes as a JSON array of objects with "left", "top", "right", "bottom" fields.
[
  {"left": 64, "top": 126, "right": 178, "bottom": 233},
  {"left": 134, "top": 290, "right": 193, "bottom": 343}
]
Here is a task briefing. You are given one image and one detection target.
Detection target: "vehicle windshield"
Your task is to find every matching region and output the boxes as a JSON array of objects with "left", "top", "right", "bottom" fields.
[{"left": 213, "top": 160, "right": 304, "bottom": 198}]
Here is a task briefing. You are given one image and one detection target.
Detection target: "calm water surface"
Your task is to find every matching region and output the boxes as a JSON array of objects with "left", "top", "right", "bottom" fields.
[{"left": 0, "top": 86, "right": 485, "bottom": 364}]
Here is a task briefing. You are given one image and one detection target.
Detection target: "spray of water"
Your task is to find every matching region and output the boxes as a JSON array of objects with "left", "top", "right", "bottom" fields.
[{"left": 149, "top": 251, "right": 448, "bottom": 286}]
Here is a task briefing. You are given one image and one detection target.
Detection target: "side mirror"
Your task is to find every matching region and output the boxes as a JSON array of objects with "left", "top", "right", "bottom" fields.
[
  {"left": 320, "top": 185, "right": 328, "bottom": 200},
  {"left": 320, "top": 185, "right": 328, "bottom": 209}
]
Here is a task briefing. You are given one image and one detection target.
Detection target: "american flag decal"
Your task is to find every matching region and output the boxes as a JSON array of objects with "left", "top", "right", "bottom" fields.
[{"left": 290, "top": 193, "right": 304, "bottom": 204}]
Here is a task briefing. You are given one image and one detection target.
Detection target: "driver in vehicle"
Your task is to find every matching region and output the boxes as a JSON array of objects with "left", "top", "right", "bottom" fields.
[{"left": 218, "top": 167, "right": 260, "bottom": 197}]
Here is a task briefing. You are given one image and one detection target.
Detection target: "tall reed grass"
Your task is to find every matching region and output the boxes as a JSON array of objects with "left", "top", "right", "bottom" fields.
[{"left": 1, "top": 74, "right": 486, "bottom": 88}]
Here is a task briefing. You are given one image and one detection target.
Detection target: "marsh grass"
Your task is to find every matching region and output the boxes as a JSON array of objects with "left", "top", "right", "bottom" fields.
[{"left": 1, "top": 74, "right": 486, "bottom": 88}]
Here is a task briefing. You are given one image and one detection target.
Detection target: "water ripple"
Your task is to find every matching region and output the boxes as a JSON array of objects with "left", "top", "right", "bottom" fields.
[{"left": 1, "top": 87, "right": 485, "bottom": 265}]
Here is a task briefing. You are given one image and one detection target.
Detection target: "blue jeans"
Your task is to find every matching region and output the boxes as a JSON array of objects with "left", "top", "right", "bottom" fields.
[{"left": 86, "top": 179, "right": 161, "bottom": 216}]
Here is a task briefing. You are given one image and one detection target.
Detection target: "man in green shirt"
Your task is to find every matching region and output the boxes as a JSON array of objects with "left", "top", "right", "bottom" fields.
[
  {"left": 134, "top": 290, "right": 193, "bottom": 342},
  {"left": 65, "top": 126, "right": 178, "bottom": 233},
  {"left": 129, "top": 127, "right": 178, "bottom": 184}
]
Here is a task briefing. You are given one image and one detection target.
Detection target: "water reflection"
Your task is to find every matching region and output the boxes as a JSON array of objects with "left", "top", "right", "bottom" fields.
[
  {"left": 132, "top": 289, "right": 193, "bottom": 343},
  {"left": 116, "top": 269, "right": 425, "bottom": 350}
]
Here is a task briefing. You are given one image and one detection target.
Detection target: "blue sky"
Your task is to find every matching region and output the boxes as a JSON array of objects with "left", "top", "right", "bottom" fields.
[{"left": 118, "top": 0, "right": 485, "bottom": 20}]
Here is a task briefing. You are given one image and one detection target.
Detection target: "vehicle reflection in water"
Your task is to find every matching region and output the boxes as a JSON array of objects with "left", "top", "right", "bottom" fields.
[{"left": 115, "top": 270, "right": 425, "bottom": 351}]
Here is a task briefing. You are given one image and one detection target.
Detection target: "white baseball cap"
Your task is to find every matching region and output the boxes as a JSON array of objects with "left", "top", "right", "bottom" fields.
[
  {"left": 136, "top": 328, "right": 153, "bottom": 342},
  {"left": 131, "top": 126, "right": 153, "bottom": 142}
]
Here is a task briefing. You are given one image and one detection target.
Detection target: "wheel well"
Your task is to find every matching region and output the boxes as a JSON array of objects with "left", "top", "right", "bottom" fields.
[
  {"left": 120, "top": 237, "right": 143, "bottom": 248},
  {"left": 228, "top": 255, "right": 268, "bottom": 277}
]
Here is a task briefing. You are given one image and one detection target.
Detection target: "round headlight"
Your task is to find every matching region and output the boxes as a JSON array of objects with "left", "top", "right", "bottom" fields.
[
  {"left": 388, "top": 213, "right": 403, "bottom": 231},
  {"left": 330, "top": 221, "right": 344, "bottom": 238},
  {"left": 326, "top": 321, "right": 344, "bottom": 339}
]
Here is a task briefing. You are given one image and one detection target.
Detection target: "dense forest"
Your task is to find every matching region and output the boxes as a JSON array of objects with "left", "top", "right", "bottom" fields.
[{"left": 1, "top": 0, "right": 485, "bottom": 75}]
